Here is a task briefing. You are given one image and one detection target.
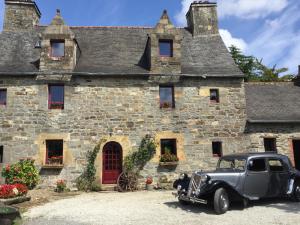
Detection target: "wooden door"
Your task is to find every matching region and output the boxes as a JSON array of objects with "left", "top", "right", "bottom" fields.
[{"left": 102, "top": 142, "right": 122, "bottom": 184}]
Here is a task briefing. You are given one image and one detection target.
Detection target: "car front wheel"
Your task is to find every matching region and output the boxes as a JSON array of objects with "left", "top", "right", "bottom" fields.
[
  {"left": 293, "top": 182, "right": 300, "bottom": 202},
  {"left": 214, "top": 188, "right": 230, "bottom": 214}
]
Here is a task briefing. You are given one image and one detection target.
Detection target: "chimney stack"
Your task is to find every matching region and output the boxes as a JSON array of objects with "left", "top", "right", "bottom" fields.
[
  {"left": 186, "top": 1, "right": 218, "bottom": 36},
  {"left": 3, "top": 0, "right": 41, "bottom": 32}
]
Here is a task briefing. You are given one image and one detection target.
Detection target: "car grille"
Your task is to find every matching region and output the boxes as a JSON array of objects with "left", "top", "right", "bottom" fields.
[{"left": 187, "top": 173, "right": 202, "bottom": 197}]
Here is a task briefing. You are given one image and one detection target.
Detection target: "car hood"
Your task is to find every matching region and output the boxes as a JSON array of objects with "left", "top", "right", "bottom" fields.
[{"left": 196, "top": 169, "right": 244, "bottom": 189}]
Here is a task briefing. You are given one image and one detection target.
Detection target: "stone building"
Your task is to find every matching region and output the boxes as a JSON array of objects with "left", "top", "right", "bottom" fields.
[{"left": 0, "top": 0, "right": 299, "bottom": 188}]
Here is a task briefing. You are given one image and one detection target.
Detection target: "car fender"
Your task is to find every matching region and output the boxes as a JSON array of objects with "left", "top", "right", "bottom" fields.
[{"left": 201, "top": 180, "right": 244, "bottom": 200}]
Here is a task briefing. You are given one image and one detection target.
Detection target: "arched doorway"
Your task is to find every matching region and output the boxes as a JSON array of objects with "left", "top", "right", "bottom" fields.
[{"left": 102, "top": 142, "right": 123, "bottom": 184}]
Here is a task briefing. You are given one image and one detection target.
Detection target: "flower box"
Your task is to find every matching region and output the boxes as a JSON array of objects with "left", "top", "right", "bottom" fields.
[
  {"left": 159, "top": 161, "right": 179, "bottom": 166},
  {"left": 42, "top": 164, "right": 64, "bottom": 169}
]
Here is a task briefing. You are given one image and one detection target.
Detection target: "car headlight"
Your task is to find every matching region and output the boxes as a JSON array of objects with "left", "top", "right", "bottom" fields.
[
  {"left": 201, "top": 175, "right": 208, "bottom": 183},
  {"left": 179, "top": 173, "right": 187, "bottom": 180}
]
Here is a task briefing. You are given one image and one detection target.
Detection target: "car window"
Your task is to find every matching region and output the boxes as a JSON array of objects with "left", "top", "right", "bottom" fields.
[
  {"left": 218, "top": 159, "right": 246, "bottom": 171},
  {"left": 268, "top": 159, "right": 285, "bottom": 172},
  {"left": 248, "top": 158, "right": 266, "bottom": 172}
]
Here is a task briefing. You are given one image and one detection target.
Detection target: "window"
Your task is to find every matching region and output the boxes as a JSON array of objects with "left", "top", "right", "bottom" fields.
[
  {"left": 46, "top": 140, "right": 63, "bottom": 165},
  {"left": 248, "top": 158, "right": 266, "bottom": 172},
  {"left": 212, "top": 141, "right": 222, "bottom": 157},
  {"left": 268, "top": 159, "right": 285, "bottom": 172},
  {"left": 51, "top": 40, "right": 65, "bottom": 58},
  {"left": 159, "top": 86, "right": 175, "bottom": 108},
  {"left": 161, "top": 139, "right": 177, "bottom": 156},
  {"left": 210, "top": 89, "right": 219, "bottom": 103},
  {"left": 0, "top": 89, "right": 7, "bottom": 106},
  {"left": 48, "top": 85, "right": 64, "bottom": 109},
  {"left": 0, "top": 146, "right": 3, "bottom": 163},
  {"left": 159, "top": 39, "right": 173, "bottom": 57},
  {"left": 264, "top": 138, "right": 277, "bottom": 152}
]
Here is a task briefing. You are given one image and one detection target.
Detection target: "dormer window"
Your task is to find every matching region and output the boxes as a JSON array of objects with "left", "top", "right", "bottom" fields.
[
  {"left": 51, "top": 40, "right": 65, "bottom": 58},
  {"left": 159, "top": 39, "right": 173, "bottom": 57}
]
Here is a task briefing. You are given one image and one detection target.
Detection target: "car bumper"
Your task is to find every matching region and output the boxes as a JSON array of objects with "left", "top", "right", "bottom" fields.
[{"left": 172, "top": 192, "right": 207, "bottom": 204}]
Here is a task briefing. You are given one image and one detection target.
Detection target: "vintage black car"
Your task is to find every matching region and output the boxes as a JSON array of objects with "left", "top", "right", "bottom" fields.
[{"left": 173, "top": 152, "right": 300, "bottom": 214}]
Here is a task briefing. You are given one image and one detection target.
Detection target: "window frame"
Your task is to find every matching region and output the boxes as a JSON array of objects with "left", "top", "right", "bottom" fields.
[
  {"left": 264, "top": 138, "right": 277, "bottom": 152},
  {"left": 159, "top": 85, "right": 175, "bottom": 109},
  {"left": 210, "top": 89, "right": 220, "bottom": 103},
  {"left": 45, "top": 140, "right": 64, "bottom": 165},
  {"left": 0, "top": 89, "right": 7, "bottom": 106},
  {"left": 159, "top": 39, "right": 173, "bottom": 57},
  {"left": 0, "top": 146, "right": 3, "bottom": 163},
  {"left": 212, "top": 141, "right": 223, "bottom": 157},
  {"left": 50, "top": 39, "right": 65, "bottom": 58},
  {"left": 48, "top": 84, "right": 64, "bottom": 110}
]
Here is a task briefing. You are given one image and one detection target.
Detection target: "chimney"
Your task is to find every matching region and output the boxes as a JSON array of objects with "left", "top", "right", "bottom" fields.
[
  {"left": 3, "top": 0, "right": 41, "bottom": 32},
  {"left": 186, "top": 1, "right": 218, "bottom": 36}
]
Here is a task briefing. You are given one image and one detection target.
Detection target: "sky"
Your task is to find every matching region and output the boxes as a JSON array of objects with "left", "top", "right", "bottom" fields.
[{"left": 0, "top": 0, "right": 299, "bottom": 74}]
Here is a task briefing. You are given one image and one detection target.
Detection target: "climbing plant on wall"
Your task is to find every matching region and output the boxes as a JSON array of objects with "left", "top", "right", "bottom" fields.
[
  {"left": 117, "top": 135, "right": 156, "bottom": 192},
  {"left": 76, "top": 138, "right": 107, "bottom": 191}
]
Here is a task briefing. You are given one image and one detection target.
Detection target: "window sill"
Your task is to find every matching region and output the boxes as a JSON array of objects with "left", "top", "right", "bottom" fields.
[
  {"left": 50, "top": 57, "right": 64, "bottom": 61},
  {"left": 42, "top": 164, "right": 64, "bottom": 169},
  {"left": 159, "top": 161, "right": 178, "bottom": 166}
]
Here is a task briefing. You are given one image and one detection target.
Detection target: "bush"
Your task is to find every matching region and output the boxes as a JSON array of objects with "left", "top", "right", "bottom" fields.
[
  {"left": 0, "top": 184, "right": 28, "bottom": 199},
  {"left": 1, "top": 159, "right": 39, "bottom": 189}
]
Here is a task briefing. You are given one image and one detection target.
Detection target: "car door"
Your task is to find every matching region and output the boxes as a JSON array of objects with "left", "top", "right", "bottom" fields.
[
  {"left": 243, "top": 158, "right": 269, "bottom": 199},
  {"left": 266, "top": 158, "right": 290, "bottom": 197}
]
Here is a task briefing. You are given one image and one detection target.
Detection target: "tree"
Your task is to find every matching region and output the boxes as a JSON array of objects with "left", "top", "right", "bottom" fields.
[{"left": 229, "top": 45, "right": 295, "bottom": 82}]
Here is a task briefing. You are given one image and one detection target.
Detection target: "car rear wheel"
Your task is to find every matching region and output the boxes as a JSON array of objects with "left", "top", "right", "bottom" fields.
[
  {"left": 214, "top": 188, "right": 230, "bottom": 214},
  {"left": 293, "top": 182, "right": 300, "bottom": 202}
]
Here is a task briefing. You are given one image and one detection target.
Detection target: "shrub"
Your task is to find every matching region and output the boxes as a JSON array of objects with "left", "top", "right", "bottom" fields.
[
  {"left": 55, "top": 180, "right": 67, "bottom": 193},
  {"left": 1, "top": 158, "right": 39, "bottom": 189},
  {"left": 0, "top": 184, "right": 28, "bottom": 199}
]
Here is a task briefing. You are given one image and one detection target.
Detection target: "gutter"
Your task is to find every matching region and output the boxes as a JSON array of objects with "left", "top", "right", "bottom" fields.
[
  {"left": 0, "top": 72, "right": 245, "bottom": 78},
  {"left": 247, "top": 119, "right": 300, "bottom": 124}
]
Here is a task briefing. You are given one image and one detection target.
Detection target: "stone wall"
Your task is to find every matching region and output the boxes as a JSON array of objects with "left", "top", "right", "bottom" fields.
[
  {"left": 0, "top": 75, "right": 247, "bottom": 187},
  {"left": 3, "top": 1, "right": 40, "bottom": 32},
  {"left": 246, "top": 123, "right": 300, "bottom": 166}
]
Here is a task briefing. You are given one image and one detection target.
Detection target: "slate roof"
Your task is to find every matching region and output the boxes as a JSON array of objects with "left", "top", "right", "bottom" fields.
[
  {"left": 245, "top": 83, "right": 300, "bottom": 123},
  {"left": 0, "top": 26, "right": 243, "bottom": 76}
]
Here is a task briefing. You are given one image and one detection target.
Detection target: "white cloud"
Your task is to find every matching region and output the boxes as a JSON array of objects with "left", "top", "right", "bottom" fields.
[
  {"left": 218, "top": 0, "right": 289, "bottom": 19},
  {"left": 219, "top": 29, "right": 247, "bottom": 51},
  {"left": 175, "top": 0, "right": 289, "bottom": 26},
  {"left": 246, "top": 4, "right": 300, "bottom": 73}
]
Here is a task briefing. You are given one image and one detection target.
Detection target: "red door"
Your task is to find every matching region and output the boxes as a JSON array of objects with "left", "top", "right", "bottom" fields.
[{"left": 102, "top": 142, "right": 123, "bottom": 184}]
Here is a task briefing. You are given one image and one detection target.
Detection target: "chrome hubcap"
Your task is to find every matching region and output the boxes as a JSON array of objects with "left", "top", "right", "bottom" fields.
[{"left": 220, "top": 194, "right": 228, "bottom": 209}]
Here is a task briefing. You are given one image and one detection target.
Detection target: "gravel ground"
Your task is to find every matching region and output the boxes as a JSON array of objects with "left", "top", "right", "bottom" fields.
[{"left": 23, "top": 191, "right": 300, "bottom": 225}]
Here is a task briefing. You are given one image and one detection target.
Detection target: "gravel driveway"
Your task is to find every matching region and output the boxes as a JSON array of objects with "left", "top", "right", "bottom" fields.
[{"left": 23, "top": 191, "right": 300, "bottom": 225}]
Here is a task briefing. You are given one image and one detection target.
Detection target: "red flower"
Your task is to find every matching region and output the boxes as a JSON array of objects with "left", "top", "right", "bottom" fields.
[{"left": 5, "top": 165, "right": 10, "bottom": 172}]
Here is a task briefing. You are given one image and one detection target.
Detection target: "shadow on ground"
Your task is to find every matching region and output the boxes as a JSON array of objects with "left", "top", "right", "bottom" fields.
[{"left": 164, "top": 198, "right": 300, "bottom": 215}]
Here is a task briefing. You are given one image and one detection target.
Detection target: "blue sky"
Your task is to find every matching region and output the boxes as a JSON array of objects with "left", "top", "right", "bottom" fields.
[{"left": 0, "top": 0, "right": 300, "bottom": 74}]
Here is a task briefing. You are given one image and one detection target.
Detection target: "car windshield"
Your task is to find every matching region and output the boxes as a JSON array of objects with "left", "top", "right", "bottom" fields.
[{"left": 217, "top": 158, "right": 246, "bottom": 171}]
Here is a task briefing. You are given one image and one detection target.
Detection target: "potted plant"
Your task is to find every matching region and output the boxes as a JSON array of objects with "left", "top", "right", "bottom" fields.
[
  {"left": 0, "top": 205, "right": 21, "bottom": 224},
  {"left": 55, "top": 179, "right": 67, "bottom": 193},
  {"left": 145, "top": 176, "right": 153, "bottom": 191},
  {"left": 159, "top": 149, "right": 179, "bottom": 166}
]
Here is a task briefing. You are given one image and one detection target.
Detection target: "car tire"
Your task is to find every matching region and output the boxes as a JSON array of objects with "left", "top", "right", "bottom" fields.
[
  {"left": 214, "top": 188, "right": 230, "bottom": 215},
  {"left": 293, "top": 182, "right": 300, "bottom": 202},
  {"left": 242, "top": 198, "right": 249, "bottom": 209}
]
